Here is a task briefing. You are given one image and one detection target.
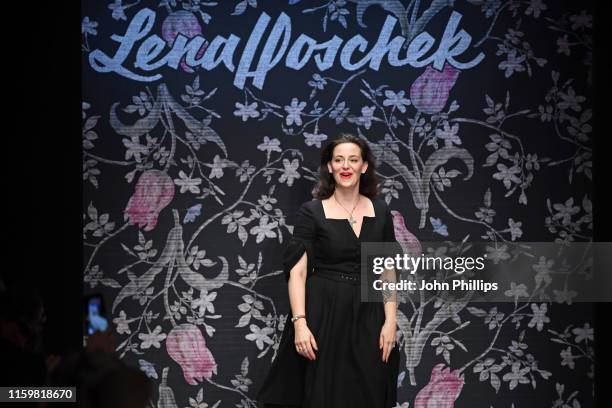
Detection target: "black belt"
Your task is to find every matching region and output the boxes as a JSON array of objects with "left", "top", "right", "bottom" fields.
[{"left": 313, "top": 269, "right": 361, "bottom": 285}]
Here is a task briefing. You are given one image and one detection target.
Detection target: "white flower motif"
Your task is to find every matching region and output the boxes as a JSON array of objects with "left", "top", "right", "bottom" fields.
[
  {"left": 84, "top": 265, "right": 103, "bottom": 288},
  {"left": 572, "top": 323, "right": 593, "bottom": 344},
  {"left": 533, "top": 256, "right": 554, "bottom": 288},
  {"left": 502, "top": 362, "right": 530, "bottom": 390},
  {"left": 234, "top": 102, "right": 260, "bottom": 122},
  {"left": 499, "top": 49, "right": 526, "bottom": 78},
  {"left": 122, "top": 136, "right": 149, "bottom": 162},
  {"left": 284, "top": 98, "right": 306, "bottom": 126},
  {"left": 475, "top": 206, "right": 496, "bottom": 224},
  {"left": 208, "top": 155, "right": 227, "bottom": 179},
  {"left": 113, "top": 310, "right": 131, "bottom": 335},
  {"left": 557, "top": 87, "right": 585, "bottom": 112},
  {"left": 192, "top": 289, "right": 218, "bottom": 316},
  {"left": 486, "top": 244, "right": 511, "bottom": 264},
  {"left": 527, "top": 303, "right": 550, "bottom": 331},
  {"left": 553, "top": 287, "right": 577, "bottom": 305},
  {"left": 279, "top": 158, "right": 301, "bottom": 186},
  {"left": 257, "top": 136, "right": 282, "bottom": 155},
  {"left": 245, "top": 324, "right": 274, "bottom": 350},
  {"left": 304, "top": 132, "right": 328, "bottom": 148},
  {"left": 569, "top": 11, "right": 592, "bottom": 30},
  {"left": 249, "top": 215, "right": 278, "bottom": 243},
  {"left": 382, "top": 90, "right": 411, "bottom": 113},
  {"left": 435, "top": 122, "right": 461, "bottom": 147},
  {"left": 358, "top": 106, "right": 376, "bottom": 129},
  {"left": 493, "top": 163, "right": 521, "bottom": 189},
  {"left": 174, "top": 171, "right": 202, "bottom": 194},
  {"left": 108, "top": 0, "right": 128, "bottom": 21},
  {"left": 504, "top": 282, "right": 529, "bottom": 302},
  {"left": 138, "top": 325, "right": 167, "bottom": 349},
  {"left": 508, "top": 218, "right": 523, "bottom": 240},
  {"left": 552, "top": 198, "right": 580, "bottom": 225},
  {"left": 81, "top": 17, "right": 98, "bottom": 35},
  {"left": 560, "top": 346, "right": 576, "bottom": 369}
]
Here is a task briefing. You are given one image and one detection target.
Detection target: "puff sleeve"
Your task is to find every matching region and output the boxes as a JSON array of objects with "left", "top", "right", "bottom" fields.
[{"left": 282, "top": 202, "right": 316, "bottom": 282}]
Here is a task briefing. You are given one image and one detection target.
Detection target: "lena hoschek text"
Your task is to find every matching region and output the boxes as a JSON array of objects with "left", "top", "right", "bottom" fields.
[{"left": 89, "top": 8, "right": 484, "bottom": 90}]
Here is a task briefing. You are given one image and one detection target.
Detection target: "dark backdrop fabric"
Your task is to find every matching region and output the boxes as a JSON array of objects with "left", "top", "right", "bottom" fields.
[{"left": 81, "top": 1, "right": 594, "bottom": 407}]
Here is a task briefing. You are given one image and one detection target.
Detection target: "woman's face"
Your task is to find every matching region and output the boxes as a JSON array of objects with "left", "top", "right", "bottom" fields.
[{"left": 327, "top": 142, "right": 368, "bottom": 188}]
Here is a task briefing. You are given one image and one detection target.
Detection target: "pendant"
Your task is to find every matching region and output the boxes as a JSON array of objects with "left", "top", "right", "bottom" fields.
[{"left": 348, "top": 217, "right": 356, "bottom": 225}]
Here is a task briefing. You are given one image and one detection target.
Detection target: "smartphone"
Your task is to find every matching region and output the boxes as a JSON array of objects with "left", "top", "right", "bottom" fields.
[{"left": 84, "top": 293, "right": 109, "bottom": 336}]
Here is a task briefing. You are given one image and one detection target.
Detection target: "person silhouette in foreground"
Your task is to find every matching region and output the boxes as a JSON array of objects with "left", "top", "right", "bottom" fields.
[
  {"left": 0, "top": 280, "right": 48, "bottom": 386},
  {"left": 45, "top": 313, "right": 151, "bottom": 408}
]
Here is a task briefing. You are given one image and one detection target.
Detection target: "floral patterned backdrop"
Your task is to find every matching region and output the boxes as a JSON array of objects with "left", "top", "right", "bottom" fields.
[{"left": 82, "top": 1, "right": 594, "bottom": 407}]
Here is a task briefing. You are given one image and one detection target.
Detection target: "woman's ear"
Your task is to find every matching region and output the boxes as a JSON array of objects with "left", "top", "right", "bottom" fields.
[
  {"left": 362, "top": 161, "right": 368, "bottom": 174},
  {"left": 327, "top": 162, "right": 333, "bottom": 173}
]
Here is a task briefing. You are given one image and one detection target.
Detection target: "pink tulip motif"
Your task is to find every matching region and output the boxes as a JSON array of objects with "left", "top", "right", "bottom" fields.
[
  {"left": 124, "top": 170, "right": 175, "bottom": 231},
  {"left": 161, "top": 10, "right": 208, "bottom": 72},
  {"left": 391, "top": 210, "right": 422, "bottom": 256},
  {"left": 410, "top": 64, "right": 460, "bottom": 115},
  {"left": 414, "top": 364, "right": 464, "bottom": 408},
  {"left": 166, "top": 323, "right": 217, "bottom": 385}
]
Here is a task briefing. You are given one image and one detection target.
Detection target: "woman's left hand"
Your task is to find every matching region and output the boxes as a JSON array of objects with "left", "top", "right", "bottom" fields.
[{"left": 379, "top": 320, "right": 397, "bottom": 363}]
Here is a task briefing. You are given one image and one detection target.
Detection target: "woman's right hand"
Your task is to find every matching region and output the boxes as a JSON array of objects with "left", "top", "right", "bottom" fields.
[{"left": 294, "top": 320, "right": 318, "bottom": 360}]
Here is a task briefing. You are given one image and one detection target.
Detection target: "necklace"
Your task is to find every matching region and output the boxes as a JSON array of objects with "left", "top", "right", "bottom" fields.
[{"left": 333, "top": 193, "right": 360, "bottom": 226}]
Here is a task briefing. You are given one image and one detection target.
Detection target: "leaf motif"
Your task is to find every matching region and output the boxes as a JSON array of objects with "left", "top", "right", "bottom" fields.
[
  {"left": 231, "top": 0, "right": 247, "bottom": 15},
  {"left": 178, "top": 248, "right": 229, "bottom": 292},
  {"left": 83, "top": 116, "right": 100, "bottom": 132},
  {"left": 467, "top": 307, "right": 487, "bottom": 317},
  {"left": 112, "top": 226, "right": 181, "bottom": 312},
  {"left": 369, "top": 143, "right": 424, "bottom": 209},
  {"left": 490, "top": 373, "right": 501, "bottom": 392},
  {"left": 101, "top": 278, "right": 121, "bottom": 288},
  {"left": 120, "top": 243, "right": 137, "bottom": 258},
  {"left": 356, "top": 0, "right": 408, "bottom": 38},
  {"left": 110, "top": 88, "right": 162, "bottom": 138},
  {"left": 159, "top": 84, "right": 227, "bottom": 156},
  {"left": 236, "top": 314, "right": 251, "bottom": 328},
  {"left": 241, "top": 357, "right": 249, "bottom": 377},
  {"left": 484, "top": 188, "right": 492, "bottom": 207},
  {"left": 238, "top": 225, "right": 248, "bottom": 246},
  {"left": 422, "top": 147, "right": 474, "bottom": 192},
  {"left": 88, "top": 202, "right": 98, "bottom": 221},
  {"left": 453, "top": 338, "right": 468, "bottom": 352}
]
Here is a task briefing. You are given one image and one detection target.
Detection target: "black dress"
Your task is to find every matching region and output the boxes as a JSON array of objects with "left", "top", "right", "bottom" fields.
[{"left": 256, "top": 196, "right": 401, "bottom": 408}]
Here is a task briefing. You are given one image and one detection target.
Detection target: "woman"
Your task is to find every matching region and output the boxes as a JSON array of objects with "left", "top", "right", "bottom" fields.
[{"left": 256, "top": 134, "right": 401, "bottom": 408}]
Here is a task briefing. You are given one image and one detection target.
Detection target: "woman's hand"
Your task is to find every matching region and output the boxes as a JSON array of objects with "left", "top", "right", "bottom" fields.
[
  {"left": 294, "top": 320, "right": 318, "bottom": 360},
  {"left": 379, "top": 320, "right": 397, "bottom": 363}
]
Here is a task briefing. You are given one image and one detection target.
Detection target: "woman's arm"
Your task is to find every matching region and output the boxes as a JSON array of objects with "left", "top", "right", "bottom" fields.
[
  {"left": 287, "top": 251, "right": 308, "bottom": 324},
  {"left": 381, "top": 265, "right": 398, "bottom": 322},
  {"left": 380, "top": 264, "right": 398, "bottom": 363},
  {"left": 288, "top": 251, "right": 318, "bottom": 360}
]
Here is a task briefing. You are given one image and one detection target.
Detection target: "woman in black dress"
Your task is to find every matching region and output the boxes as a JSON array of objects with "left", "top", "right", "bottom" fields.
[{"left": 257, "top": 134, "right": 401, "bottom": 408}]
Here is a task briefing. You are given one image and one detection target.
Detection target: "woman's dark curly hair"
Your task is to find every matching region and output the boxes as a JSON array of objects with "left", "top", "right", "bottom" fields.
[{"left": 312, "top": 133, "right": 379, "bottom": 199}]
